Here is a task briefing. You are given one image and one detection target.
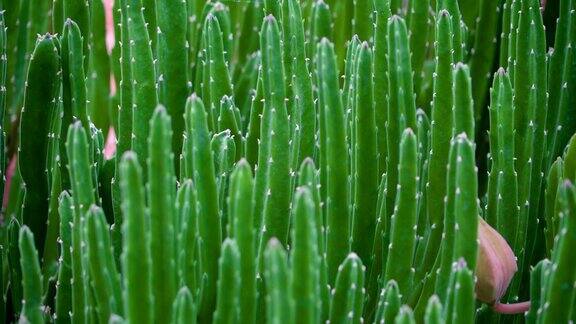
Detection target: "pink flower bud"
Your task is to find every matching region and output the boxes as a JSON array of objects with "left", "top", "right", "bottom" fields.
[{"left": 475, "top": 218, "right": 517, "bottom": 304}]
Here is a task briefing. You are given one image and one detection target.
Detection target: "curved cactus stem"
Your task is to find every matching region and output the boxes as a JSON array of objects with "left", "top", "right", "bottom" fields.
[
  {"left": 526, "top": 259, "right": 549, "bottom": 323},
  {"left": 510, "top": 0, "right": 548, "bottom": 301},
  {"left": 468, "top": 0, "right": 500, "bottom": 120},
  {"left": 374, "top": 280, "right": 401, "bottom": 323},
  {"left": 435, "top": 136, "right": 460, "bottom": 302},
  {"left": 309, "top": 0, "right": 333, "bottom": 66},
  {"left": 546, "top": 0, "right": 576, "bottom": 167},
  {"left": 201, "top": 14, "right": 233, "bottom": 131},
  {"left": 213, "top": 239, "right": 241, "bottom": 324},
  {"left": 394, "top": 305, "right": 416, "bottom": 324},
  {"left": 18, "top": 226, "right": 44, "bottom": 324},
  {"left": 291, "top": 187, "right": 320, "bottom": 324},
  {"left": 19, "top": 34, "right": 60, "bottom": 254},
  {"left": 328, "top": 253, "right": 365, "bottom": 324},
  {"left": 62, "top": 0, "right": 90, "bottom": 69},
  {"left": 156, "top": 0, "right": 188, "bottom": 163},
  {"left": 540, "top": 181, "right": 576, "bottom": 323},
  {"left": 148, "top": 106, "right": 177, "bottom": 323},
  {"left": 384, "top": 129, "right": 418, "bottom": 296},
  {"left": 285, "top": 0, "right": 316, "bottom": 169},
  {"left": 452, "top": 63, "right": 475, "bottom": 138},
  {"left": 445, "top": 261, "right": 475, "bottom": 324},
  {"left": 408, "top": 0, "right": 430, "bottom": 95},
  {"left": 112, "top": 0, "right": 134, "bottom": 225},
  {"left": 424, "top": 295, "right": 444, "bottom": 324},
  {"left": 245, "top": 70, "right": 264, "bottom": 169},
  {"left": 7, "top": 218, "right": 23, "bottom": 316},
  {"left": 317, "top": 39, "right": 350, "bottom": 284},
  {"left": 418, "top": 9, "right": 454, "bottom": 285},
  {"left": 218, "top": 96, "right": 243, "bottom": 161},
  {"left": 544, "top": 159, "right": 563, "bottom": 254},
  {"left": 172, "top": 287, "right": 196, "bottom": 324},
  {"left": 255, "top": 16, "right": 291, "bottom": 264},
  {"left": 55, "top": 192, "right": 74, "bottom": 323},
  {"left": 229, "top": 160, "right": 257, "bottom": 324},
  {"left": 385, "top": 15, "right": 417, "bottom": 230},
  {"left": 185, "top": 95, "right": 221, "bottom": 322},
  {"left": 373, "top": 0, "right": 391, "bottom": 176},
  {"left": 297, "top": 158, "right": 329, "bottom": 321},
  {"left": 452, "top": 135, "right": 479, "bottom": 269},
  {"left": 120, "top": 152, "right": 153, "bottom": 324},
  {"left": 351, "top": 42, "right": 378, "bottom": 270},
  {"left": 353, "top": 0, "right": 374, "bottom": 41},
  {"left": 436, "top": 0, "right": 465, "bottom": 62},
  {"left": 122, "top": 0, "right": 158, "bottom": 165},
  {"left": 85, "top": 205, "right": 123, "bottom": 321},
  {"left": 264, "top": 239, "right": 293, "bottom": 324},
  {"left": 488, "top": 69, "right": 518, "bottom": 248}
]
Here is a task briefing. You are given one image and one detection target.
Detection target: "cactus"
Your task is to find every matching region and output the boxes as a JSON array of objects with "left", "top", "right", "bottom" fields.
[
  {"left": 85, "top": 205, "right": 122, "bottom": 322},
  {"left": 229, "top": 160, "right": 256, "bottom": 324},
  {"left": 120, "top": 152, "right": 152, "bottom": 324},
  {"left": 87, "top": 0, "right": 110, "bottom": 133},
  {"left": 546, "top": 0, "right": 576, "bottom": 167},
  {"left": 418, "top": 9, "right": 454, "bottom": 284},
  {"left": 373, "top": 0, "right": 391, "bottom": 175},
  {"left": 123, "top": 0, "right": 158, "bottom": 164},
  {"left": 351, "top": 42, "right": 378, "bottom": 269},
  {"left": 213, "top": 239, "right": 240, "bottom": 324},
  {"left": 385, "top": 15, "right": 417, "bottom": 239},
  {"left": 60, "top": 19, "right": 89, "bottom": 189},
  {"left": 317, "top": 38, "right": 350, "bottom": 284},
  {"left": 148, "top": 106, "right": 177, "bottom": 322},
  {"left": 19, "top": 34, "right": 61, "bottom": 254},
  {"left": 2, "top": 0, "right": 576, "bottom": 323},
  {"left": 374, "top": 280, "right": 401, "bottom": 323},
  {"left": 55, "top": 192, "right": 73, "bottom": 323},
  {"left": 384, "top": 129, "right": 418, "bottom": 296},
  {"left": 395, "top": 306, "right": 416, "bottom": 324},
  {"left": 185, "top": 94, "right": 221, "bottom": 322},
  {"left": 264, "top": 238, "right": 292, "bottom": 324},
  {"left": 539, "top": 181, "right": 576, "bottom": 323},
  {"left": 172, "top": 287, "right": 196, "bottom": 324},
  {"left": 444, "top": 261, "right": 475, "bottom": 324},
  {"left": 291, "top": 187, "right": 320, "bottom": 324},
  {"left": 424, "top": 296, "right": 444, "bottom": 324},
  {"left": 155, "top": 0, "right": 188, "bottom": 160},
  {"left": 18, "top": 226, "right": 44, "bottom": 324},
  {"left": 328, "top": 253, "right": 365, "bottom": 324},
  {"left": 255, "top": 15, "right": 291, "bottom": 261},
  {"left": 284, "top": 0, "right": 315, "bottom": 170},
  {"left": 0, "top": 11, "right": 5, "bottom": 208},
  {"left": 200, "top": 13, "right": 233, "bottom": 131},
  {"left": 510, "top": 0, "right": 548, "bottom": 300},
  {"left": 487, "top": 68, "right": 518, "bottom": 246}
]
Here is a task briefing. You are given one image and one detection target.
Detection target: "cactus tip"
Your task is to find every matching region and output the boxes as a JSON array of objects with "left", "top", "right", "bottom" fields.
[{"left": 454, "top": 62, "right": 467, "bottom": 70}]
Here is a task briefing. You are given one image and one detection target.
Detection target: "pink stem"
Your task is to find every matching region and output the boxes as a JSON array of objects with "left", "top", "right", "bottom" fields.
[{"left": 493, "top": 301, "right": 531, "bottom": 314}]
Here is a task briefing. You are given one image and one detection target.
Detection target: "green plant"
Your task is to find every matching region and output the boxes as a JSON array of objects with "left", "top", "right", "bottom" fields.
[{"left": 0, "top": 0, "right": 575, "bottom": 323}]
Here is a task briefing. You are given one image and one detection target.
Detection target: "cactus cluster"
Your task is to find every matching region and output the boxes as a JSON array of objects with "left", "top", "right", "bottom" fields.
[{"left": 0, "top": 0, "right": 575, "bottom": 323}]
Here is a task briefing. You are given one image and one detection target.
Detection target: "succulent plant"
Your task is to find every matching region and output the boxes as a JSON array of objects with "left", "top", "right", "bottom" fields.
[{"left": 0, "top": 0, "right": 575, "bottom": 323}]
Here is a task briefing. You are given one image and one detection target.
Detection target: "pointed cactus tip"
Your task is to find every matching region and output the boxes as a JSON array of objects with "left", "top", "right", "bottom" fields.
[
  {"left": 455, "top": 62, "right": 467, "bottom": 69},
  {"left": 439, "top": 9, "right": 450, "bottom": 17}
]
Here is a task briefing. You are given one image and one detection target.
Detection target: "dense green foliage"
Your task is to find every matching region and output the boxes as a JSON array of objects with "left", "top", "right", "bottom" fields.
[{"left": 0, "top": 0, "right": 575, "bottom": 323}]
